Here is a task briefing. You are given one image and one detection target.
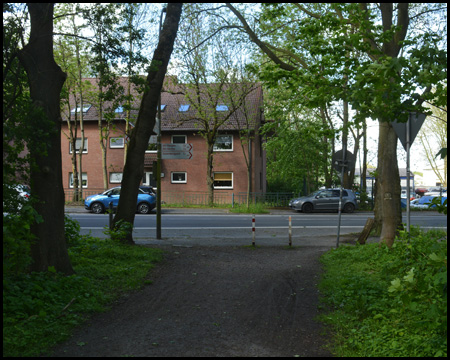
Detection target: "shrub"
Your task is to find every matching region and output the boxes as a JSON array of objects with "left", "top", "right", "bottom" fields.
[
  {"left": 319, "top": 228, "right": 447, "bottom": 357},
  {"left": 3, "top": 203, "right": 42, "bottom": 275}
]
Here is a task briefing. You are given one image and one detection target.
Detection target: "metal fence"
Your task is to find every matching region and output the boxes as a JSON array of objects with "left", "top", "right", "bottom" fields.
[
  {"left": 64, "top": 189, "right": 104, "bottom": 203},
  {"left": 161, "top": 191, "right": 294, "bottom": 207},
  {"left": 65, "top": 189, "right": 295, "bottom": 208}
]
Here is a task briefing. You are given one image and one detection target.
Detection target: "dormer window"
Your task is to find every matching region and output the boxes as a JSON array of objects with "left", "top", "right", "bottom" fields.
[
  {"left": 178, "top": 104, "right": 190, "bottom": 112},
  {"left": 70, "top": 104, "right": 91, "bottom": 114}
]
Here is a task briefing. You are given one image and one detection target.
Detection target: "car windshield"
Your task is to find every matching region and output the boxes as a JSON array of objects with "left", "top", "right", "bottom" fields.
[{"left": 307, "top": 191, "right": 321, "bottom": 197}]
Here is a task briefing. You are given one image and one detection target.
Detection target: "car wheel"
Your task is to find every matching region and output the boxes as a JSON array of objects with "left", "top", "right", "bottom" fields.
[
  {"left": 91, "top": 202, "right": 104, "bottom": 214},
  {"left": 137, "top": 202, "right": 151, "bottom": 214},
  {"left": 302, "top": 203, "right": 313, "bottom": 213},
  {"left": 343, "top": 203, "right": 355, "bottom": 213}
]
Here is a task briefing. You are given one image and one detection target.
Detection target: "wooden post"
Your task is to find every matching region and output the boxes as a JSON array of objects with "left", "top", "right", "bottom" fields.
[{"left": 357, "top": 217, "right": 374, "bottom": 245}]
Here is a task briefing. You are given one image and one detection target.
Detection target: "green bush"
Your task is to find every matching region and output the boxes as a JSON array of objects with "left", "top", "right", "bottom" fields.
[
  {"left": 3, "top": 217, "right": 163, "bottom": 357},
  {"left": 319, "top": 228, "right": 447, "bottom": 357},
  {"left": 3, "top": 204, "right": 42, "bottom": 275}
]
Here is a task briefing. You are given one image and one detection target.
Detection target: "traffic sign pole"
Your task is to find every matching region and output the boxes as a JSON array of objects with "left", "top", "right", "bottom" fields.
[{"left": 406, "top": 116, "right": 411, "bottom": 239}]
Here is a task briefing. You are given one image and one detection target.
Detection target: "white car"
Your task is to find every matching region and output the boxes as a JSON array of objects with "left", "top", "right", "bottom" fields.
[{"left": 410, "top": 199, "right": 429, "bottom": 209}]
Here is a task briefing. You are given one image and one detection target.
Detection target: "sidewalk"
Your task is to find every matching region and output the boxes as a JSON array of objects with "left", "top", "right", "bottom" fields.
[{"left": 64, "top": 204, "right": 295, "bottom": 215}]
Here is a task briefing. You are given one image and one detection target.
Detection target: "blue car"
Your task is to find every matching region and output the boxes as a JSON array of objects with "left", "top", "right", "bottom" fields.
[{"left": 84, "top": 187, "right": 156, "bottom": 214}]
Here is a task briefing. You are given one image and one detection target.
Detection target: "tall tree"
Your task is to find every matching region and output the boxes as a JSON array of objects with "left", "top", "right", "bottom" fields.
[
  {"left": 175, "top": 4, "right": 259, "bottom": 206},
  {"left": 83, "top": 3, "right": 126, "bottom": 190},
  {"left": 17, "top": 3, "right": 73, "bottom": 274},
  {"left": 417, "top": 101, "right": 447, "bottom": 187},
  {"left": 226, "top": 3, "right": 447, "bottom": 246},
  {"left": 113, "top": 3, "right": 183, "bottom": 244}
]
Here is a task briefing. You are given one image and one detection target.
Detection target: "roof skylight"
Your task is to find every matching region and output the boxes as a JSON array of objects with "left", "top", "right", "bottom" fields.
[
  {"left": 178, "top": 104, "right": 190, "bottom": 112},
  {"left": 216, "top": 104, "right": 229, "bottom": 111},
  {"left": 70, "top": 104, "right": 91, "bottom": 114}
]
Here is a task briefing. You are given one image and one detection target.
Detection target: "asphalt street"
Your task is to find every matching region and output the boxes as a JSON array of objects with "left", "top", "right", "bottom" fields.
[{"left": 65, "top": 206, "right": 447, "bottom": 247}]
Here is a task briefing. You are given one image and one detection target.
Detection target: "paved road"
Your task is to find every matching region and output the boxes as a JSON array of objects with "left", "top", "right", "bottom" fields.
[{"left": 66, "top": 206, "right": 447, "bottom": 247}]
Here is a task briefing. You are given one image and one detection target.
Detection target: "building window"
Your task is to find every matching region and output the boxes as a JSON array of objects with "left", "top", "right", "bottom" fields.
[
  {"left": 214, "top": 172, "right": 233, "bottom": 189},
  {"left": 110, "top": 172, "right": 123, "bottom": 184},
  {"left": 69, "top": 138, "right": 88, "bottom": 154},
  {"left": 178, "top": 104, "right": 190, "bottom": 112},
  {"left": 172, "top": 135, "right": 186, "bottom": 144},
  {"left": 70, "top": 104, "right": 91, "bottom": 115},
  {"left": 216, "top": 104, "right": 228, "bottom": 111},
  {"left": 69, "top": 172, "right": 87, "bottom": 188},
  {"left": 110, "top": 137, "right": 124, "bottom": 148},
  {"left": 213, "top": 135, "right": 233, "bottom": 151},
  {"left": 171, "top": 172, "right": 187, "bottom": 184},
  {"left": 143, "top": 172, "right": 157, "bottom": 187}
]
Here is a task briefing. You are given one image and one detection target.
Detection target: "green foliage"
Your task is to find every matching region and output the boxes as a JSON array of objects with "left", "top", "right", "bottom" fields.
[
  {"left": 319, "top": 228, "right": 447, "bottom": 357},
  {"left": 3, "top": 218, "right": 163, "bottom": 357},
  {"left": 3, "top": 203, "right": 43, "bottom": 275},
  {"left": 229, "top": 202, "right": 269, "bottom": 214},
  {"left": 429, "top": 196, "right": 447, "bottom": 215},
  {"left": 103, "top": 219, "right": 134, "bottom": 243}
]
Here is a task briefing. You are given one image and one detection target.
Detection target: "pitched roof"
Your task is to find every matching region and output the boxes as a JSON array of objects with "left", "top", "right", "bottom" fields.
[{"left": 64, "top": 76, "right": 264, "bottom": 132}]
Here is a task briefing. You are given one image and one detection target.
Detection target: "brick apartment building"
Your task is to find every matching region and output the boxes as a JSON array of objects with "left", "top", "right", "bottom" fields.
[{"left": 61, "top": 76, "right": 266, "bottom": 204}]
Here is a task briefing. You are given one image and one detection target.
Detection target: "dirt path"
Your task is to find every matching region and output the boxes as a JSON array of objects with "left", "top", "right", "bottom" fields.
[{"left": 49, "top": 245, "right": 334, "bottom": 357}]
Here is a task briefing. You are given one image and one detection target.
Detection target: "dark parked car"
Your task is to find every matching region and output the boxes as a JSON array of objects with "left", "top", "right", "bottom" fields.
[
  {"left": 84, "top": 187, "right": 156, "bottom": 214},
  {"left": 289, "top": 189, "right": 358, "bottom": 213}
]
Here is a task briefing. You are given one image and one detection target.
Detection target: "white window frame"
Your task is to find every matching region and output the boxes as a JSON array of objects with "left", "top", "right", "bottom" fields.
[
  {"left": 69, "top": 172, "right": 88, "bottom": 188},
  {"left": 109, "top": 172, "right": 123, "bottom": 184},
  {"left": 213, "top": 172, "right": 233, "bottom": 189},
  {"left": 110, "top": 137, "right": 124, "bottom": 148},
  {"left": 213, "top": 135, "right": 233, "bottom": 152},
  {"left": 171, "top": 172, "right": 187, "bottom": 184},
  {"left": 171, "top": 135, "right": 187, "bottom": 144},
  {"left": 69, "top": 138, "right": 88, "bottom": 154}
]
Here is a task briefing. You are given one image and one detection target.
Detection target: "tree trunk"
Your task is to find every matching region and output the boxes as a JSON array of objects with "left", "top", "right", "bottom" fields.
[
  {"left": 207, "top": 141, "right": 215, "bottom": 207},
  {"left": 113, "top": 3, "right": 182, "bottom": 244},
  {"left": 18, "top": 3, "right": 73, "bottom": 274},
  {"left": 374, "top": 121, "right": 402, "bottom": 247}
]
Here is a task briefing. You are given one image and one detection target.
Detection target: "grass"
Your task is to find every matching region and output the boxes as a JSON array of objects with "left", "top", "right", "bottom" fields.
[
  {"left": 161, "top": 201, "right": 270, "bottom": 214},
  {"left": 318, "top": 227, "right": 447, "bottom": 357},
  {"left": 3, "top": 231, "right": 164, "bottom": 357}
]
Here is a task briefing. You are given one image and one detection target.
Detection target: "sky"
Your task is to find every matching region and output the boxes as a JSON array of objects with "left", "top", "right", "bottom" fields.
[{"left": 362, "top": 117, "right": 445, "bottom": 174}]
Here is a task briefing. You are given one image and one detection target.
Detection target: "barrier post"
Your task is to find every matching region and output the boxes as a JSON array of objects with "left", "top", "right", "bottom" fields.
[
  {"left": 289, "top": 216, "right": 292, "bottom": 247},
  {"left": 252, "top": 215, "right": 255, "bottom": 247},
  {"left": 109, "top": 202, "right": 113, "bottom": 230}
]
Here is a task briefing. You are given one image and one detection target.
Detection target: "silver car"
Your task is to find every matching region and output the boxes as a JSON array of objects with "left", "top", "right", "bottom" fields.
[{"left": 289, "top": 189, "right": 357, "bottom": 213}]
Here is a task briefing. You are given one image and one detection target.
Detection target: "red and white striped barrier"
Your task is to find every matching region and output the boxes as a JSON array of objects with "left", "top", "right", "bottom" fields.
[{"left": 252, "top": 214, "right": 255, "bottom": 246}]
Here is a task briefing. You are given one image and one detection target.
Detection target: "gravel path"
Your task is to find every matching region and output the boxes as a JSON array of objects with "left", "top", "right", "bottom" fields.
[{"left": 49, "top": 244, "right": 335, "bottom": 357}]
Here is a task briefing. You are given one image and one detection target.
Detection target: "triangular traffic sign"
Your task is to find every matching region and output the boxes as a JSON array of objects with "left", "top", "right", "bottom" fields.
[{"left": 391, "top": 112, "right": 427, "bottom": 151}]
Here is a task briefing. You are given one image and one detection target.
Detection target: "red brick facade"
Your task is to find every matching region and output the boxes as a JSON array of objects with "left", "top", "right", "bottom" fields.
[{"left": 61, "top": 77, "right": 266, "bottom": 203}]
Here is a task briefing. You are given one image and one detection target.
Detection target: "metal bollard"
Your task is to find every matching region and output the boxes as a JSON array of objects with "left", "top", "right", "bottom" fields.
[
  {"left": 289, "top": 216, "right": 292, "bottom": 247},
  {"left": 252, "top": 214, "right": 255, "bottom": 246}
]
